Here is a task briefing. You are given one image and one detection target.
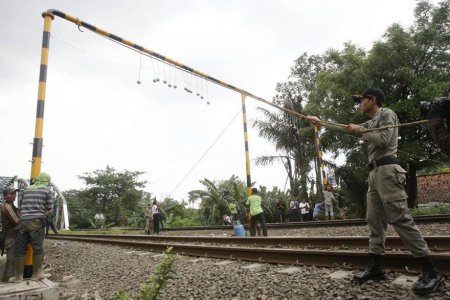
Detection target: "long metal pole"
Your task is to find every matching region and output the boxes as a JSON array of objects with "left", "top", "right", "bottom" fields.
[
  {"left": 314, "top": 126, "right": 326, "bottom": 202},
  {"left": 31, "top": 12, "right": 54, "bottom": 181},
  {"left": 241, "top": 94, "right": 252, "bottom": 197},
  {"left": 25, "top": 11, "right": 55, "bottom": 279}
]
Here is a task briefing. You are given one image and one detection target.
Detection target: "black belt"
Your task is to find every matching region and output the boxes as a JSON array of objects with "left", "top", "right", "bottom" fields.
[{"left": 368, "top": 155, "right": 398, "bottom": 171}]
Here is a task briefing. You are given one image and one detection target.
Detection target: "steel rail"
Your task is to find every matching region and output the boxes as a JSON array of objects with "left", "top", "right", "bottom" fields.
[
  {"left": 163, "top": 214, "right": 450, "bottom": 231},
  {"left": 51, "top": 234, "right": 450, "bottom": 251},
  {"left": 46, "top": 235, "right": 450, "bottom": 274}
]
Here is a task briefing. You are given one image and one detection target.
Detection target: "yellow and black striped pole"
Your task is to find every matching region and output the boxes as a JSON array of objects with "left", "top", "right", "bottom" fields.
[
  {"left": 25, "top": 11, "right": 55, "bottom": 279},
  {"left": 31, "top": 12, "right": 54, "bottom": 180},
  {"left": 241, "top": 94, "right": 252, "bottom": 197},
  {"left": 314, "top": 126, "right": 327, "bottom": 201}
]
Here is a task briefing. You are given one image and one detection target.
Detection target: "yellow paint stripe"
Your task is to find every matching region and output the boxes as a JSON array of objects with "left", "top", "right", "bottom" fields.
[
  {"left": 41, "top": 48, "right": 49, "bottom": 65},
  {"left": 34, "top": 118, "right": 44, "bottom": 137},
  {"left": 121, "top": 38, "right": 134, "bottom": 47},
  {"left": 24, "top": 244, "right": 33, "bottom": 265},
  {"left": 96, "top": 27, "right": 109, "bottom": 36},
  {"left": 31, "top": 157, "right": 42, "bottom": 180},
  {"left": 43, "top": 17, "right": 53, "bottom": 32},
  {"left": 64, "top": 14, "right": 79, "bottom": 24},
  {"left": 38, "top": 82, "right": 46, "bottom": 100}
]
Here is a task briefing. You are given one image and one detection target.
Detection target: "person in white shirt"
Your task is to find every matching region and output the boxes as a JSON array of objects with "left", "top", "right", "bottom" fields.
[
  {"left": 94, "top": 212, "right": 105, "bottom": 229},
  {"left": 299, "top": 199, "right": 310, "bottom": 221},
  {"left": 152, "top": 200, "right": 161, "bottom": 234},
  {"left": 223, "top": 214, "right": 232, "bottom": 225}
]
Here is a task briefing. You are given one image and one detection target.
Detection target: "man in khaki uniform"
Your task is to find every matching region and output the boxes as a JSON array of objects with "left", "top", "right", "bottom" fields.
[
  {"left": 306, "top": 87, "right": 443, "bottom": 295},
  {"left": 144, "top": 203, "right": 153, "bottom": 235}
]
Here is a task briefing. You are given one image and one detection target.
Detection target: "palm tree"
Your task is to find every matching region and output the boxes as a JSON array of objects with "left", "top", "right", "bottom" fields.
[{"left": 253, "top": 81, "right": 316, "bottom": 200}]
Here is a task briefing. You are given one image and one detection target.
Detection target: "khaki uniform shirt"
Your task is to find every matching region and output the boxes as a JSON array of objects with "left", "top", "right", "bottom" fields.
[
  {"left": 323, "top": 107, "right": 399, "bottom": 162},
  {"left": 144, "top": 207, "right": 152, "bottom": 219},
  {"left": 359, "top": 107, "right": 399, "bottom": 162}
]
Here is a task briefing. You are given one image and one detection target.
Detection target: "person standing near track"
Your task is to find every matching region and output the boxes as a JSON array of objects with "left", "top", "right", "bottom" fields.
[
  {"left": 245, "top": 188, "right": 268, "bottom": 237},
  {"left": 144, "top": 203, "right": 153, "bottom": 235},
  {"left": 1, "top": 187, "right": 20, "bottom": 282},
  {"left": 152, "top": 200, "right": 161, "bottom": 235},
  {"left": 299, "top": 198, "right": 310, "bottom": 221},
  {"left": 323, "top": 184, "right": 336, "bottom": 220},
  {"left": 203, "top": 206, "right": 211, "bottom": 226},
  {"left": 11, "top": 172, "right": 53, "bottom": 283},
  {"left": 289, "top": 197, "right": 300, "bottom": 222},
  {"left": 276, "top": 198, "right": 286, "bottom": 223},
  {"left": 306, "top": 87, "right": 443, "bottom": 295},
  {"left": 45, "top": 210, "right": 58, "bottom": 235},
  {"left": 94, "top": 212, "right": 105, "bottom": 229}
]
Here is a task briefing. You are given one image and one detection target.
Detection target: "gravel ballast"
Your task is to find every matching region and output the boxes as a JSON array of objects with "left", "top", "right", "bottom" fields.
[{"left": 45, "top": 224, "right": 450, "bottom": 300}]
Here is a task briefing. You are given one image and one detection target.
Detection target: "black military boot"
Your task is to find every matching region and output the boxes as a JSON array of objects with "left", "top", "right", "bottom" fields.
[
  {"left": 353, "top": 254, "right": 386, "bottom": 282},
  {"left": 412, "top": 256, "right": 443, "bottom": 295}
]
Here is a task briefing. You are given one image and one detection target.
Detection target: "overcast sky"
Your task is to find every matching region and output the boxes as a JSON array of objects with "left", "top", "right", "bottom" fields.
[{"left": 0, "top": 0, "right": 429, "bottom": 201}]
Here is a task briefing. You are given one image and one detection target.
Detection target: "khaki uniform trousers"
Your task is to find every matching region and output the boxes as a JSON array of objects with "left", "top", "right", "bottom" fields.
[
  {"left": 145, "top": 217, "right": 153, "bottom": 234},
  {"left": 366, "top": 164, "right": 430, "bottom": 257}
]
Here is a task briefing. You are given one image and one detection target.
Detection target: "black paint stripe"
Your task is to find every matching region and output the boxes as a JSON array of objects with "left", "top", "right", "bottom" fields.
[
  {"left": 246, "top": 175, "right": 251, "bottom": 186},
  {"left": 39, "top": 65, "right": 47, "bottom": 82},
  {"left": 42, "top": 31, "right": 50, "bottom": 48},
  {"left": 81, "top": 21, "right": 96, "bottom": 32},
  {"left": 36, "top": 101, "right": 45, "bottom": 118},
  {"left": 135, "top": 44, "right": 144, "bottom": 51},
  {"left": 245, "top": 141, "right": 249, "bottom": 151},
  {"left": 243, "top": 123, "right": 247, "bottom": 132},
  {"left": 152, "top": 53, "right": 165, "bottom": 60},
  {"left": 50, "top": 10, "right": 65, "bottom": 18},
  {"left": 109, "top": 33, "right": 122, "bottom": 43},
  {"left": 32, "top": 138, "right": 43, "bottom": 157}
]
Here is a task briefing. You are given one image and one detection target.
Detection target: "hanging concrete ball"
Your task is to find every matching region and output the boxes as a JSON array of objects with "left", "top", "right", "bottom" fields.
[{"left": 137, "top": 80, "right": 141, "bottom": 84}]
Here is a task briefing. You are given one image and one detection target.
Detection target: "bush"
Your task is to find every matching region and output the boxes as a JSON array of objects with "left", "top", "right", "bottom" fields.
[
  {"left": 167, "top": 216, "right": 202, "bottom": 227},
  {"left": 410, "top": 204, "right": 450, "bottom": 216}
]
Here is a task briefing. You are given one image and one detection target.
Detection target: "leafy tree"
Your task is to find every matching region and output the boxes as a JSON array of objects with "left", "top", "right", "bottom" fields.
[
  {"left": 188, "top": 175, "right": 247, "bottom": 225},
  {"left": 64, "top": 189, "right": 93, "bottom": 229},
  {"left": 262, "top": 0, "right": 450, "bottom": 213},
  {"left": 65, "top": 166, "right": 147, "bottom": 228},
  {"left": 253, "top": 81, "right": 316, "bottom": 200}
]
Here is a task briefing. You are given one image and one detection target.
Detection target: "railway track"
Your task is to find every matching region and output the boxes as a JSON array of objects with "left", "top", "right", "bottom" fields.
[
  {"left": 50, "top": 234, "right": 450, "bottom": 251},
  {"left": 163, "top": 214, "right": 450, "bottom": 231},
  {"left": 46, "top": 234, "right": 450, "bottom": 274}
]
